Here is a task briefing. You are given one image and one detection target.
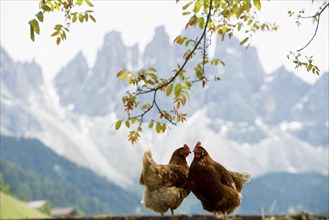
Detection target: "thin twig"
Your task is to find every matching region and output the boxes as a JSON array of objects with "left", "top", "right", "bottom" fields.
[{"left": 297, "top": 2, "right": 328, "bottom": 52}]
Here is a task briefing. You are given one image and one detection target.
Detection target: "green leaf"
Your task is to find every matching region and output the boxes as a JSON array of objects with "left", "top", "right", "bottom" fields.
[
  {"left": 77, "top": 0, "right": 83, "bottom": 6},
  {"left": 253, "top": 0, "right": 261, "bottom": 11},
  {"left": 54, "top": 24, "right": 63, "bottom": 31},
  {"left": 244, "top": 1, "right": 251, "bottom": 12},
  {"left": 72, "top": 14, "right": 77, "bottom": 23},
  {"left": 182, "top": 2, "right": 193, "bottom": 10},
  {"left": 29, "top": 19, "right": 40, "bottom": 35},
  {"left": 196, "top": 71, "right": 203, "bottom": 79},
  {"left": 174, "top": 83, "right": 182, "bottom": 97},
  {"left": 240, "top": 37, "right": 249, "bottom": 45},
  {"left": 85, "top": 0, "right": 94, "bottom": 7},
  {"left": 193, "top": 0, "right": 202, "bottom": 13},
  {"left": 307, "top": 64, "right": 312, "bottom": 72},
  {"left": 166, "top": 83, "right": 173, "bottom": 96},
  {"left": 36, "top": 12, "right": 44, "bottom": 22},
  {"left": 41, "top": 4, "right": 51, "bottom": 12},
  {"left": 156, "top": 122, "right": 162, "bottom": 133},
  {"left": 30, "top": 25, "right": 35, "bottom": 42},
  {"left": 115, "top": 120, "right": 122, "bottom": 130},
  {"left": 79, "top": 14, "right": 84, "bottom": 22},
  {"left": 125, "top": 121, "right": 130, "bottom": 128},
  {"left": 148, "top": 120, "right": 154, "bottom": 129},
  {"left": 198, "top": 17, "right": 205, "bottom": 29}
]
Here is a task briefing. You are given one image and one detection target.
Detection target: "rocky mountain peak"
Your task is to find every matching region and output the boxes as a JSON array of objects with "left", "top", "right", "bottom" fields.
[{"left": 143, "top": 25, "right": 176, "bottom": 76}]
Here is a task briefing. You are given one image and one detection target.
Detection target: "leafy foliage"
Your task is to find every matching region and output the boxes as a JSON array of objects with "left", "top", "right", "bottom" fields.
[
  {"left": 115, "top": 0, "right": 277, "bottom": 143},
  {"left": 29, "top": 0, "right": 326, "bottom": 144},
  {"left": 29, "top": 0, "right": 96, "bottom": 44},
  {"left": 287, "top": 1, "right": 328, "bottom": 75}
]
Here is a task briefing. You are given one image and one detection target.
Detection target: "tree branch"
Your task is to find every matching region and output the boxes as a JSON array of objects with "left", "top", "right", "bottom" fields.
[
  {"left": 137, "top": 0, "right": 213, "bottom": 96},
  {"left": 128, "top": 0, "right": 214, "bottom": 124},
  {"left": 297, "top": 2, "right": 328, "bottom": 52}
]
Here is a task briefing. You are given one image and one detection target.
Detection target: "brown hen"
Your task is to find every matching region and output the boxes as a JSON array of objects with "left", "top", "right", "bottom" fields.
[
  {"left": 139, "top": 144, "right": 191, "bottom": 216},
  {"left": 188, "top": 141, "right": 251, "bottom": 216}
]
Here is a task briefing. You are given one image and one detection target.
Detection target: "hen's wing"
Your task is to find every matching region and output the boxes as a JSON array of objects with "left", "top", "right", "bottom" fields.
[{"left": 211, "top": 160, "right": 237, "bottom": 190}]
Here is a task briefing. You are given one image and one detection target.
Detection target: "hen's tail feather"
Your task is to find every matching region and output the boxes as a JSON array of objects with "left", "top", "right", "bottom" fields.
[
  {"left": 140, "top": 149, "right": 159, "bottom": 187},
  {"left": 240, "top": 172, "right": 251, "bottom": 184},
  {"left": 142, "top": 149, "right": 156, "bottom": 169}
]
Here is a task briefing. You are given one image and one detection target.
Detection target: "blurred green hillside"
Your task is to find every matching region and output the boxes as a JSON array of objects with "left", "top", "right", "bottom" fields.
[{"left": 0, "top": 191, "right": 50, "bottom": 219}]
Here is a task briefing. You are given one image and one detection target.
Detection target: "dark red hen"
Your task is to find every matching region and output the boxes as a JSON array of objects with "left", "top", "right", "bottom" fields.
[{"left": 188, "top": 141, "right": 251, "bottom": 216}]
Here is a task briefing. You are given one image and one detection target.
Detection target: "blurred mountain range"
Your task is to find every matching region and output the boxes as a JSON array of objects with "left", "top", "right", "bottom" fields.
[{"left": 1, "top": 25, "right": 328, "bottom": 191}]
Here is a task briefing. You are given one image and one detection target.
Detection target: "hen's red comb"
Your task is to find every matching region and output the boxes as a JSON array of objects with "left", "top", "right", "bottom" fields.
[
  {"left": 195, "top": 141, "right": 202, "bottom": 147},
  {"left": 183, "top": 144, "right": 190, "bottom": 150}
]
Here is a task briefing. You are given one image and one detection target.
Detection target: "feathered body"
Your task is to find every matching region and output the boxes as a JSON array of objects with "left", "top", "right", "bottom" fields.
[
  {"left": 140, "top": 145, "right": 191, "bottom": 215},
  {"left": 188, "top": 141, "right": 251, "bottom": 215}
]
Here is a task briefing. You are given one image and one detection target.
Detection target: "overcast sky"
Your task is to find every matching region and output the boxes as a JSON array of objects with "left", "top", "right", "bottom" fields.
[{"left": 1, "top": 1, "right": 328, "bottom": 84}]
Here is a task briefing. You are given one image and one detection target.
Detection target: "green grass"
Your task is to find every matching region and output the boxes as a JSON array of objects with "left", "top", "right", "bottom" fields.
[{"left": 0, "top": 191, "right": 50, "bottom": 219}]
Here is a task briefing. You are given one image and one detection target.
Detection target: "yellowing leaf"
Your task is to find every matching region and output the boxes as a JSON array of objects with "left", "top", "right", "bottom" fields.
[
  {"left": 56, "top": 37, "right": 61, "bottom": 45},
  {"left": 253, "top": 0, "right": 261, "bottom": 11},
  {"left": 51, "top": 31, "right": 60, "bottom": 37},
  {"left": 79, "top": 14, "right": 84, "bottom": 22},
  {"left": 77, "top": 0, "right": 83, "bottom": 6},
  {"left": 116, "top": 69, "right": 125, "bottom": 78},
  {"left": 148, "top": 67, "right": 156, "bottom": 72},
  {"left": 161, "top": 123, "right": 166, "bottom": 133},
  {"left": 89, "top": 15, "right": 96, "bottom": 22}
]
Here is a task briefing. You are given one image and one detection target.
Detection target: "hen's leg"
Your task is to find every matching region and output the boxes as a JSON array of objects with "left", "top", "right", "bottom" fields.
[
  {"left": 160, "top": 213, "right": 164, "bottom": 216},
  {"left": 223, "top": 211, "right": 228, "bottom": 220},
  {"left": 170, "top": 208, "right": 174, "bottom": 216}
]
